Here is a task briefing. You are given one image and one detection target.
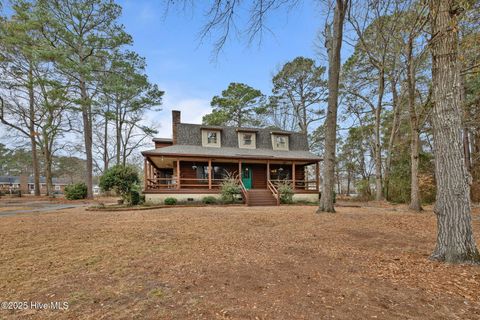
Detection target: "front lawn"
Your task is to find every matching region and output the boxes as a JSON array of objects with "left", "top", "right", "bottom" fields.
[{"left": 0, "top": 204, "right": 479, "bottom": 319}]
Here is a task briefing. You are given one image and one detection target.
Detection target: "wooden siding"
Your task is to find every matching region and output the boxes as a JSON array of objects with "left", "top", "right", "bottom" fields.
[
  {"left": 296, "top": 165, "right": 305, "bottom": 181},
  {"left": 146, "top": 158, "right": 316, "bottom": 192},
  {"left": 251, "top": 164, "right": 267, "bottom": 189}
]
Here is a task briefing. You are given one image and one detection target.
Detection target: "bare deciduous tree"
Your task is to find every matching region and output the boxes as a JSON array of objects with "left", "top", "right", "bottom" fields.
[{"left": 318, "top": 0, "right": 350, "bottom": 212}]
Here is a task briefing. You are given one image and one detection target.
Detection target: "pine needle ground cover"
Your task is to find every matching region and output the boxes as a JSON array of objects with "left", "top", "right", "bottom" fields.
[{"left": 0, "top": 204, "right": 479, "bottom": 319}]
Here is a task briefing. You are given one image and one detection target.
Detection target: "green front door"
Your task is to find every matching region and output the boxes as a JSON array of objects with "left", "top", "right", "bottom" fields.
[{"left": 241, "top": 165, "right": 252, "bottom": 189}]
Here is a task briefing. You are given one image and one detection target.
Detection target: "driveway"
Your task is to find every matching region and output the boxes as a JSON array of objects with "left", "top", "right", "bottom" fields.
[{"left": 0, "top": 199, "right": 88, "bottom": 217}]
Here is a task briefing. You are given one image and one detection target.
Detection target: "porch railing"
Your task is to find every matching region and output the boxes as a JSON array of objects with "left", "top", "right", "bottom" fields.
[
  {"left": 267, "top": 180, "right": 280, "bottom": 206},
  {"left": 145, "top": 177, "right": 319, "bottom": 191},
  {"left": 238, "top": 179, "right": 249, "bottom": 205},
  {"left": 145, "top": 177, "right": 228, "bottom": 190},
  {"left": 269, "top": 179, "right": 318, "bottom": 190}
]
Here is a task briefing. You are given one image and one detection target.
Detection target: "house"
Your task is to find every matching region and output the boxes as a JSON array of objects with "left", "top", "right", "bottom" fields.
[
  {"left": 0, "top": 176, "right": 24, "bottom": 192},
  {"left": 0, "top": 175, "right": 69, "bottom": 194},
  {"left": 93, "top": 185, "right": 101, "bottom": 195},
  {"left": 141, "top": 110, "right": 322, "bottom": 205}
]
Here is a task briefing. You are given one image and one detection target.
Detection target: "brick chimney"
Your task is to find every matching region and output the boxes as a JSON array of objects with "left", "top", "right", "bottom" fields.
[{"left": 172, "top": 110, "right": 181, "bottom": 145}]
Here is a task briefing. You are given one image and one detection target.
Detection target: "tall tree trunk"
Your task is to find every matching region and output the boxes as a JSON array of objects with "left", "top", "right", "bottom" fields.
[
  {"left": 463, "top": 128, "right": 471, "bottom": 171},
  {"left": 429, "top": 0, "right": 479, "bottom": 264},
  {"left": 459, "top": 73, "right": 472, "bottom": 172},
  {"left": 346, "top": 170, "right": 351, "bottom": 196},
  {"left": 358, "top": 144, "right": 370, "bottom": 197},
  {"left": 318, "top": 0, "right": 348, "bottom": 213},
  {"left": 374, "top": 68, "right": 385, "bottom": 201},
  {"left": 103, "top": 110, "right": 109, "bottom": 173},
  {"left": 407, "top": 37, "right": 422, "bottom": 211},
  {"left": 472, "top": 128, "right": 480, "bottom": 202},
  {"left": 236, "top": 110, "right": 242, "bottom": 128},
  {"left": 336, "top": 169, "right": 341, "bottom": 194},
  {"left": 384, "top": 74, "right": 401, "bottom": 200},
  {"left": 410, "top": 131, "right": 421, "bottom": 210},
  {"left": 80, "top": 77, "right": 94, "bottom": 199},
  {"left": 116, "top": 101, "right": 121, "bottom": 165},
  {"left": 28, "top": 65, "right": 41, "bottom": 196},
  {"left": 43, "top": 135, "right": 53, "bottom": 197},
  {"left": 300, "top": 95, "right": 308, "bottom": 137}
]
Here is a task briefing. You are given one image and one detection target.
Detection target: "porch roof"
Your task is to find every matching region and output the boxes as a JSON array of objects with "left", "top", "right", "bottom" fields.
[{"left": 142, "top": 145, "right": 322, "bottom": 162}]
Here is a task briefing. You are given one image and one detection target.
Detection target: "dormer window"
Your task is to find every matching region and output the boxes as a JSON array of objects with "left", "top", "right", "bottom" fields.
[
  {"left": 272, "top": 134, "right": 289, "bottom": 151},
  {"left": 243, "top": 134, "right": 252, "bottom": 145},
  {"left": 276, "top": 136, "right": 287, "bottom": 148},
  {"left": 207, "top": 132, "right": 217, "bottom": 144},
  {"left": 202, "top": 129, "right": 221, "bottom": 147},
  {"left": 238, "top": 131, "right": 256, "bottom": 149}
]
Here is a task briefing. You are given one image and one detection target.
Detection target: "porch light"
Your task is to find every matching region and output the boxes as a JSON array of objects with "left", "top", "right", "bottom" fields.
[
  {"left": 192, "top": 164, "right": 197, "bottom": 170},
  {"left": 278, "top": 167, "right": 284, "bottom": 172}
]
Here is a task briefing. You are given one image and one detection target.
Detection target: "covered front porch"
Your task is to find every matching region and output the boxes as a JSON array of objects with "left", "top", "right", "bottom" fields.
[{"left": 143, "top": 156, "right": 320, "bottom": 195}]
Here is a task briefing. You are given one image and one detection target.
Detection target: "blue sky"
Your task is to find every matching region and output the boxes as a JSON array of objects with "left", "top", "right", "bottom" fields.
[{"left": 117, "top": 0, "right": 329, "bottom": 138}]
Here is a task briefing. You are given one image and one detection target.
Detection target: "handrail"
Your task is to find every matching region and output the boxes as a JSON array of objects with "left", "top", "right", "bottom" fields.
[
  {"left": 269, "top": 179, "right": 317, "bottom": 190},
  {"left": 146, "top": 176, "right": 317, "bottom": 192},
  {"left": 146, "top": 177, "right": 230, "bottom": 190},
  {"left": 147, "top": 178, "right": 230, "bottom": 182},
  {"left": 238, "top": 179, "right": 249, "bottom": 205},
  {"left": 267, "top": 179, "right": 280, "bottom": 206}
]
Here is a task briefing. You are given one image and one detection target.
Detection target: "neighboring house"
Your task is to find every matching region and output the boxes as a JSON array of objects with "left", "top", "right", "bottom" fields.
[
  {"left": 0, "top": 176, "right": 69, "bottom": 194},
  {"left": 141, "top": 110, "right": 322, "bottom": 205},
  {"left": 0, "top": 176, "right": 23, "bottom": 191}
]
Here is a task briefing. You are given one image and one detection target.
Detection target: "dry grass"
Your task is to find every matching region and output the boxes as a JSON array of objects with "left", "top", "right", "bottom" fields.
[{"left": 0, "top": 203, "right": 479, "bottom": 319}]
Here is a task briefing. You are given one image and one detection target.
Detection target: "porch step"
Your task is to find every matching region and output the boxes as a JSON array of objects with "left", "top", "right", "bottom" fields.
[{"left": 246, "top": 189, "right": 278, "bottom": 206}]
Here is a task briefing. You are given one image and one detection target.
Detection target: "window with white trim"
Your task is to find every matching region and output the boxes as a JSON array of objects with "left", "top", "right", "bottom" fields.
[
  {"left": 207, "top": 132, "right": 217, "bottom": 144},
  {"left": 238, "top": 132, "right": 256, "bottom": 149},
  {"left": 202, "top": 130, "right": 221, "bottom": 147},
  {"left": 272, "top": 134, "right": 289, "bottom": 150}
]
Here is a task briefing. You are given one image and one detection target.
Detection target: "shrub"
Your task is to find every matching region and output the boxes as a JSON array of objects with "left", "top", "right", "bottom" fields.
[
  {"left": 164, "top": 197, "right": 177, "bottom": 205},
  {"left": 355, "top": 179, "right": 373, "bottom": 201},
  {"left": 202, "top": 196, "right": 217, "bottom": 204},
  {"left": 64, "top": 182, "right": 88, "bottom": 200},
  {"left": 277, "top": 181, "right": 294, "bottom": 204},
  {"left": 99, "top": 165, "right": 140, "bottom": 205},
  {"left": 128, "top": 190, "right": 141, "bottom": 206},
  {"left": 220, "top": 177, "right": 241, "bottom": 203}
]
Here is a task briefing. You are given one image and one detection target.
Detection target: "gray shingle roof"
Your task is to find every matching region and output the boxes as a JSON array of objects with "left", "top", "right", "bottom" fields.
[
  {"left": 142, "top": 145, "right": 321, "bottom": 161},
  {"left": 0, "top": 176, "right": 20, "bottom": 184},
  {"left": 176, "top": 123, "right": 310, "bottom": 151},
  {"left": 0, "top": 176, "right": 69, "bottom": 185}
]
